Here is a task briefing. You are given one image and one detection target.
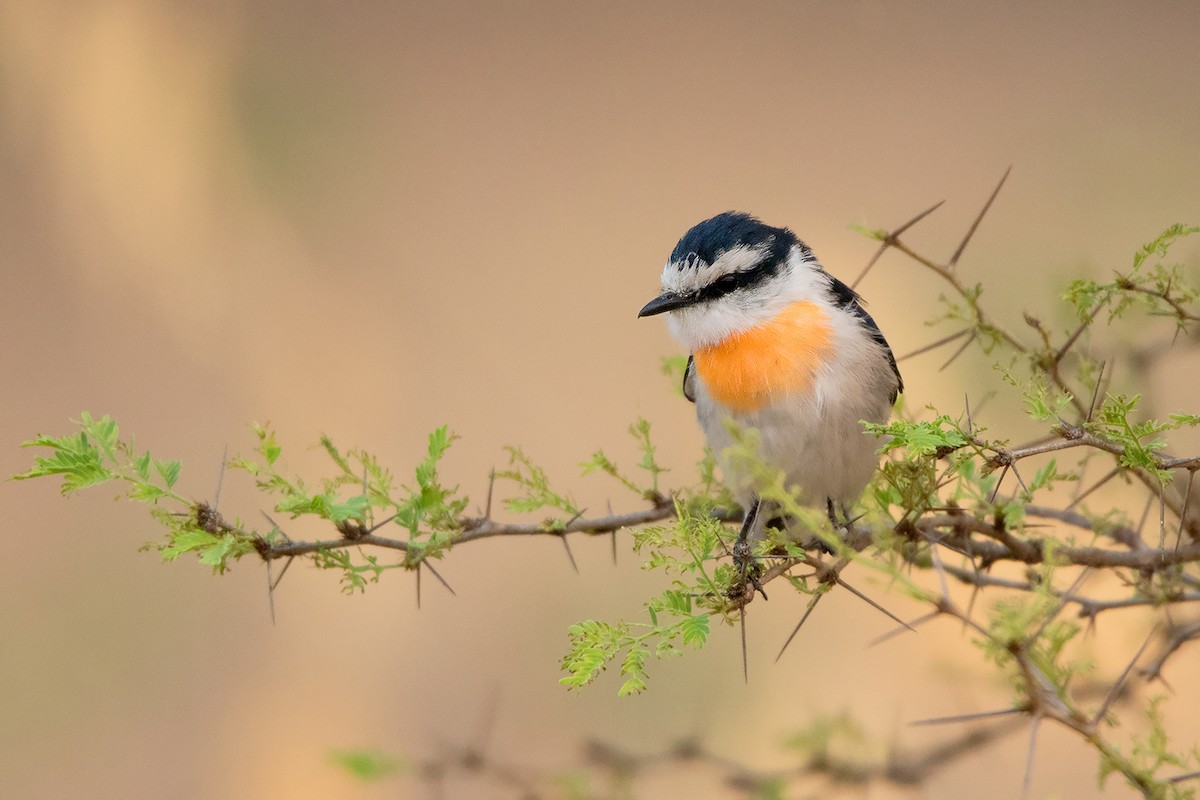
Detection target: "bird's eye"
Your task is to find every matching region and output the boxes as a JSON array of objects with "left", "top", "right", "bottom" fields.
[{"left": 710, "top": 272, "right": 744, "bottom": 293}]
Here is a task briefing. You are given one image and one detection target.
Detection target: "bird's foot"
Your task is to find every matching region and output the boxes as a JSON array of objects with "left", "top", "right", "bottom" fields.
[{"left": 730, "top": 536, "right": 768, "bottom": 601}]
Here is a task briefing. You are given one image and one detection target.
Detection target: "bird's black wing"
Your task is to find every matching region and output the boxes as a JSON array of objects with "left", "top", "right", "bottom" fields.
[
  {"left": 683, "top": 354, "right": 697, "bottom": 403},
  {"left": 826, "top": 274, "right": 903, "bottom": 403}
]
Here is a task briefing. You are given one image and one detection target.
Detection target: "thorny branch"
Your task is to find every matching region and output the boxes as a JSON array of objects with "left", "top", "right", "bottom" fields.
[
  {"left": 372, "top": 715, "right": 1046, "bottom": 798},
  {"left": 210, "top": 171, "right": 1198, "bottom": 587},
  {"left": 219, "top": 173, "right": 1200, "bottom": 793},
  {"left": 19, "top": 175, "right": 1200, "bottom": 796},
  {"left": 346, "top": 671, "right": 1135, "bottom": 799}
]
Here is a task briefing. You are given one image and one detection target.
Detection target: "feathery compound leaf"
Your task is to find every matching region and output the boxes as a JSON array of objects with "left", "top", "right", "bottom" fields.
[
  {"left": 252, "top": 422, "right": 282, "bottom": 465},
  {"left": 680, "top": 614, "right": 710, "bottom": 648},
  {"left": 15, "top": 431, "right": 113, "bottom": 494},
  {"left": 580, "top": 418, "right": 668, "bottom": 499},
  {"left": 15, "top": 413, "right": 188, "bottom": 503},
  {"left": 580, "top": 448, "right": 647, "bottom": 498},
  {"left": 1090, "top": 394, "right": 1174, "bottom": 480},
  {"left": 276, "top": 492, "right": 370, "bottom": 524},
  {"left": 154, "top": 459, "right": 181, "bottom": 489},
  {"left": 426, "top": 425, "right": 457, "bottom": 461},
  {"left": 160, "top": 526, "right": 256, "bottom": 575},
  {"left": 161, "top": 530, "right": 222, "bottom": 560},
  {"left": 133, "top": 451, "right": 152, "bottom": 481},
  {"left": 560, "top": 620, "right": 627, "bottom": 690},
  {"left": 395, "top": 426, "right": 466, "bottom": 535},
  {"left": 309, "top": 548, "right": 404, "bottom": 593},
  {"left": 618, "top": 646, "right": 650, "bottom": 696},
  {"left": 78, "top": 411, "right": 120, "bottom": 461},
  {"left": 319, "top": 434, "right": 354, "bottom": 477},
  {"left": 129, "top": 482, "right": 169, "bottom": 503},
  {"left": 1065, "top": 224, "right": 1199, "bottom": 325},
  {"left": 497, "top": 446, "right": 580, "bottom": 523},
  {"left": 1131, "top": 224, "right": 1200, "bottom": 271},
  {"left": 1024, "top": 459, "right": 1074, "bottom": 499},
  {"left": 864, "top": 416, "right": 967, "bottom": 458},
  {"left": 631, "top": 417, "right": 668, "bottom": 494}
]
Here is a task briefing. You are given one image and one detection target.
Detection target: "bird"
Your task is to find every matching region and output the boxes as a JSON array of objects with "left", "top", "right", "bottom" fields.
[{"left": 638, "top": 211, "right": 902, "bottom": 554}]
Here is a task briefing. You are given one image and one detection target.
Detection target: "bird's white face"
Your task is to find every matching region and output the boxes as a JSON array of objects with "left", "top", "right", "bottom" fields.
[{"left": 662, "top": 246, "right": 829, "bottom": 351}]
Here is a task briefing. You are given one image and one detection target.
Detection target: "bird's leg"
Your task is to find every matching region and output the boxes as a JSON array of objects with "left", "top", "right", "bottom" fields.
[
  {"left": 811, "top": 497, "right": 840, "bottom": 555},
  {"left": 732, "top": 497, "right": 767, "bottom": 601},
  {"left": 738, "top": 497, "right": 761, "bottom": 546},
  {"left": 825, "top": 497, "right": 839, "bottom": 528}
]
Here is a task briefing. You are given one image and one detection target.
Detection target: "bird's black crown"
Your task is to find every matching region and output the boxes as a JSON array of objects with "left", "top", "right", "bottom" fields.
[{"left": 670, "top": 212, "right": 798, "bottom": 269}]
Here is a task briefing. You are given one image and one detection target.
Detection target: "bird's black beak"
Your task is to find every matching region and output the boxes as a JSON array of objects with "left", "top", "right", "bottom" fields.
[{"left": 637, "top": 291, "right": 694, "bottom": 318}]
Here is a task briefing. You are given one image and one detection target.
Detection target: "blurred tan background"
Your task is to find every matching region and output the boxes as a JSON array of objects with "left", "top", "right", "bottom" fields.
[{"left": 3, "top": 1, "right": 1199, "bottom": 798}]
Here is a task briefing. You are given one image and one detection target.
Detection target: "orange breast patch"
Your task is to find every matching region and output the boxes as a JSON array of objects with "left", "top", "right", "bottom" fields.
[{"left": 693, "top": 301, "right": 833, "bottom": 412}]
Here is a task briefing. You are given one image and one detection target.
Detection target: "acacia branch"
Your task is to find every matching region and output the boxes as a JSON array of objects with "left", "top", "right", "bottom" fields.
[{"left": 261, "top": 501, "right": 693, "bottom": 559}]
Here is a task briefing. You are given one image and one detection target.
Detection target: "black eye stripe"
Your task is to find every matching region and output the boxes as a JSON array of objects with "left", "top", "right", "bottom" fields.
[{"left": 692, "top": 259, "right": 780, "bottom": 303}]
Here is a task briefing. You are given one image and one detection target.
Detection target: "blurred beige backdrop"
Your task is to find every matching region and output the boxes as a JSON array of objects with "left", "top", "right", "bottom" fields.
[{"left": 3, "top": 2, "right": 1199, "bottom": 798}]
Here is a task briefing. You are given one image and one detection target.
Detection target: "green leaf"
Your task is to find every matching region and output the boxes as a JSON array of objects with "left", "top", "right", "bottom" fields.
[
  {"left": 252, "top": 423, "right": 282, "bottom": 465},
  {"left": 319, "top": 434, "right": 353, "bottom": 477},
  {"left": 619, "top": 645, "right": 650, "bottom": 695},
  {"left": 1064, "top": 224, "right": 1199, "bottom": 327},
  {"left": 394, "top": 426, "right": 466, "bottom": 536},
  {"left": 161, "top": 530, "right": 221, "bottom": 560},
  {"left": 850, "top": 222, "right": 889, "bottom": 240},
  {"left": 579, "top": 419, "right": 668, "bottom": 500},
  {"left": 129, "top": 483, "right": 169, "bottom": 503},
  {"left": 497, "top": 446, "right": 579, "bottom": 520},
  {"left": 154, "top": 459, "right": 181, "bottom": 489},
  {"left": 660, "top": 354, "right": 690, "bottom": 396},
  {"left": 865, "top": 416, "right": 967, "bottom": 458},
  {"left": 329, "top": 494, "right": 370, "bottom": 524},
  {"left": 133, "top": 452, "right": 152, "bottom": 480},
  {"left": 426, "top": 425, "right": 457, "bottom": 461},
  {"left": 1024, "top": 459, "right": 1074, "bottom": 499},
  {"left": 79, "top": 412, "right": 120, "bottom": 461},
  {"left": 14, "top": 431, "right": 113, "bottom": 495},
  {"left": 631, "top": 417, "right": 667, "bottom": 494},
  {"left": 680, "top": 614, "right": 710, "bottom": 648},
  {"left": 329, "top": 749, "right": 406, "bottom": 782},
  {"left": 560, "top": 620, "right": 626, "bottom": 691},
  {"left": 1131, "top": 224, "right": 1200, "bottom": 271},
  {"left": 196, "top": 535, "right": 250, "bottom": 570}
]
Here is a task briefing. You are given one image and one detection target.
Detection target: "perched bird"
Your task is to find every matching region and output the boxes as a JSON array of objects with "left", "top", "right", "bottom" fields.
[{"left": 638, "top": 212, "right": 902, "bottom": 545}]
